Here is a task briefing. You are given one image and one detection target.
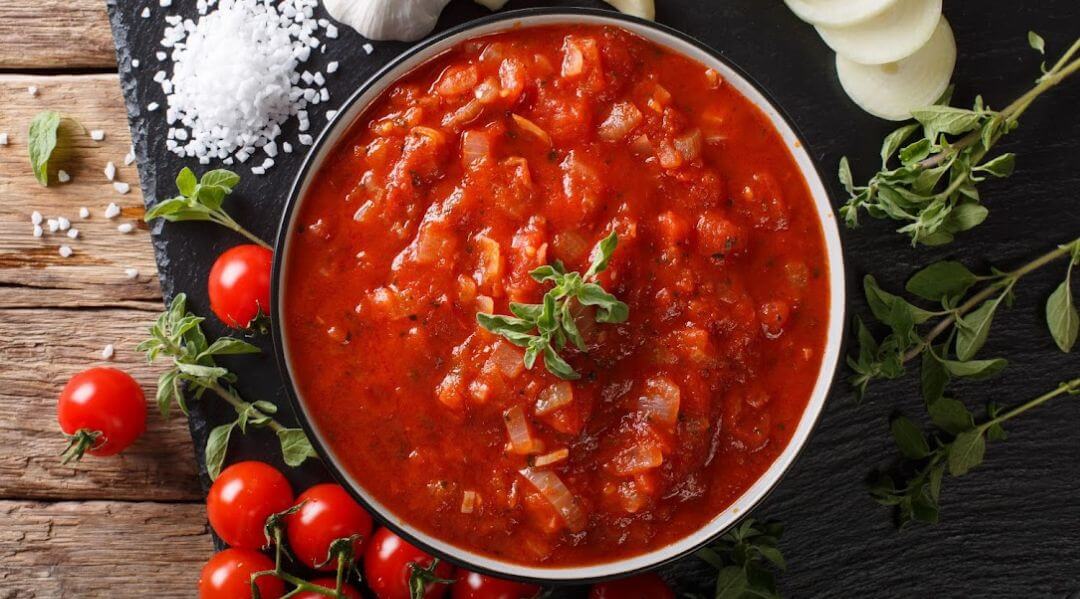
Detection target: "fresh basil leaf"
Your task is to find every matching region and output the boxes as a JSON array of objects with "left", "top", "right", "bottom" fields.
[
  {"left": 906, "top": 261, "right": 977, "bottom": 302},
  {"left": 585, "top": 231, "right": 618, "bottom": 279},
  {"left": 175, "top": 167, "right": 198, "bottom": 197},
  {"left": 205, "top": 421, "right": 236, "bottom": 480},
  {"left": 947, "top": 430, "right": 986, "bottom": 476},
  {"left": 942, "top": 357, "right": 1007, "bottom": 379},
  {"left": 277, "top": 428, "right": 317, "bottom": 467},
  {"left": 28, "top": 110, "right": 62, "bottom": 186},
  {"left": 1046, "top": 272, "right": 1078, "bottom": 352},
  {"left": 927, "top": 397, "right": 974, "bottom": 435},
  {"left": 891, "top": 416, "right": 930, "bottom": 459},
  {"left": 880, "top": 124, "right": 920, "bottom": 167}
]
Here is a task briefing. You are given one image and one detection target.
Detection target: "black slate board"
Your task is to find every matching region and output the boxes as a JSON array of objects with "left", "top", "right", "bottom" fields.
[{"left": 105, "top": 0, "right": 1080, "bottom": 595}]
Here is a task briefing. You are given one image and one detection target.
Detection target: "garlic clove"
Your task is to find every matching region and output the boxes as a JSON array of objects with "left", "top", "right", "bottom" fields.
[
  {"left": 324, "top": 0, "right": 452, "bottom": 42},
  {"left": 604, "top": 0, "right": 656, "bottom": 20}
]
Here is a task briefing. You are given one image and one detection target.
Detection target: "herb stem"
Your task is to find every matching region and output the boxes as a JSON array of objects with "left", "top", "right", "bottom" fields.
[
  {"left": 980, "top": 377, "right": 1080, "bottom": 430},
  {"left": 207, "top": 380, "right": 287, "bottom": 434},
  {"left": 902, "top": 239, "right": 1079, "bottom": 362},
  {"left": 209, "top": 213, "right": 271, "bottom": 250}
]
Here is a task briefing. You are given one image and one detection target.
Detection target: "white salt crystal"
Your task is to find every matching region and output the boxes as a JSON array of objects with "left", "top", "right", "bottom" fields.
[
  {"left": 320, "top": 88, "right": 329, "bottom": 102},
  {"left": 102, "top": 344, "right": 115, "bottom": 360},
  {"left": 59, "top": 245, "right": 72, "bottom": 258},
  {"left": 117, "top": 223, "right": 135, "bottom": 234},
  {"left": 327, "top": 61, "right": 338, "bottom": 74},
  {"left": 31, "top": 211, "right": 42, "bottom": 225},
  {"left": 67, "top": 228, "right": 79, "bottom": 239},
  {"left": 147, "top": 102, "right": 160, "bottom": 112},
  {"left": 363, "top": 43, "right": 373, "bottom": 55},
  {"left": 57, "top": 170, "right": 71, "bottom": 183},
  {"left": 313, "top": 72, "right": 325, "bottom": 86},
  {"left": 251, "top": 166, "right": 266, "bottom": 175},
  {"left": 132, "top": 58, "right": 141, "bottom": 67},
  {"left": 141, "top": 7, "right": 151, "bottom": 18},
  {"left": 104, "top": 162, "right": 117, "bottom": 181},
  {"left": 79, "top": 207, "right": 90, "bottom": 219},
  {"left": 160, "top": 0, "right": 171, "bottom": 6},
  {"left": 124, "top": 147, "right": 136, "bottom": 166},
  {"left": 282, "top": 142, "right": 292, "bottom": 153},
  {"left": 33, "top": 225, "right": 43, "bottom": 238},
  {"left": 156, "top": 51, "right": 167, "bottom": 61},
  {"left": 326, "top": 24, "right": 338, "bottom": 39},
  {"left": 124, "top": 268, "right": 140, "bottom": 279},
  {"left": 90, "top": 130, "right": 106, "bottom": 141},
  {"left": 104, "top": 203, "right": 121, "bottom": 219},
  {"left": 28, "top": 86, "right": 38, "bottom": 97},
  {"left": 57, "top": 217, "right": 70, "bottom": 231},
  {"left": 0, "top": 132, "right": 8, "bottom": 145},
  {"left": 325, "top": 110, "right": 337, "bottom": 120},
  {"left": 298, "top": 134, "right": 313, "bottom": 145},
  {"left": 113, "top": 182, "right": 131, "bottom": 194},
  {"left": 47, "top": 219, "right": 59, "bottom": 233}
]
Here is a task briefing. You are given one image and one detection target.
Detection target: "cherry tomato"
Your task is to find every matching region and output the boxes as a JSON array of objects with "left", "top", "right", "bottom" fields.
[
  {"left": 365, "top": 527, "right": 456, "bottom": 599},
  {"left": 198, "top": 548, "right": 283, "bottom": 599},
  {"left": 293, "top": 577, "right": 362, "bottom": 599},
  {"left": 208, "top": 244, "right": 272, "bottom": 329},
  {"left": 451, "top": 570, "right": 541, "bottom": 599},
  {"left": 286, "top": 483, "right": 374, "bottom": 570},
  {"left": 589, "top": 573, "right": 674, "bottom": 599},
  {"left": 207, "top": 461, "right": 294, "bottom": 550},
  {"left": 57, "top": 367, "right": 146, "bottom": 462}
]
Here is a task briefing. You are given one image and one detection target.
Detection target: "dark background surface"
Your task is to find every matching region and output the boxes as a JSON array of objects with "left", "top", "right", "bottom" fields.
[{"left": 106, "top": 0, "right": 1080, "bottom": 596}]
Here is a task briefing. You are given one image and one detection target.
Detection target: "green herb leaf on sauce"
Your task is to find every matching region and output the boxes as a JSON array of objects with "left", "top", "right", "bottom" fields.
[
  {"left": 838, "top": 33, "right": 1080, "bottom": 245},
  {"left": 138, "top": 293, "right": 316, "bottom": 478},
  {"left": 476, "top": 231, "right": 629, "bottom": 380}
]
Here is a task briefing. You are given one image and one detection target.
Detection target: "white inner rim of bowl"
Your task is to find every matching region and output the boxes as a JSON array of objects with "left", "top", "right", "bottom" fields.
[{"left": 280, "top": 12, "right": 847, "bottom": 582}]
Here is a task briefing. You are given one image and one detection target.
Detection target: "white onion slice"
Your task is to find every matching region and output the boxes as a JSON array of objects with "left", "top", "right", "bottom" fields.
[
  {"left": 837, "top": 18, "right": 956, "bottom": 121},
  {"left": 785, "top": 0, "right": 898, "bottom": 28},
  {"left": 536, "top": 382, "right": 574, "bottom": 416},
  {"left": 519, "top": 468, "right": 587, "bottom": 531},
  {"left": 603, "top": 0, "right": 655, "bottom": 21},
  {"left": 504, "top": 405, "right": 542, "bottom": 454},
  {"left": 816, "top": 0, "right": 942, "bottom": 65},
  {"left": 638, "top": 377, "right": 681, "bottom": 425}
]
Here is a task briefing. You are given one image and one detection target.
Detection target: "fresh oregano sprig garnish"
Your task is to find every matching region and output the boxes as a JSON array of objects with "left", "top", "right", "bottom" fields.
[
  {"left": 849, "top": 237, "right": 1080, "bottom": 400},
  {"left": 1046, "top": 242, "right": 1080, "bottom": 352},
  {"left": 144, "top": 167, "right": 270, "bottom": 249},
  {"left": 839, "top": 32, "right": 1080, "bottom": 245},
  {"left": 476, "top": 231, "right": 629, "bottom": 380},
  {"left": 871, "top": 377, "right": 1080, "bottom": 528},
  {"left": 695, "top": 518, "right": 786, "bottom": 599},
  {"left": 137, "top": 293, "right": 316, "bottom": 478}
]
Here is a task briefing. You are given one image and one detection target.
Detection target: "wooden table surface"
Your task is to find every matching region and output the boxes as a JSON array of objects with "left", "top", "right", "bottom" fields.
[{"left": 0, "top": 3, "right": 210, "bottom": 597}]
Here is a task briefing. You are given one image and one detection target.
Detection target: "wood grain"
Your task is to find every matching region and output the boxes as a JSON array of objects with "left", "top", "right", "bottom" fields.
[
  {"left": 0, "top": 500, "right": 211, "bottom": 598},
  {"left": 0, "top": 3, "right": 116, "bottom": 70},
  {"left": 0, "top": 74, "right": 160, "bottom": 309},
  {"left": 0, "top": 307, "right": 201, "bottom": 502}
]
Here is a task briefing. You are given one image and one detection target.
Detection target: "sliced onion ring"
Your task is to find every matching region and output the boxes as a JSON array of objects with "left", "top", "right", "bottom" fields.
[
  {"left": 837, "top": 18, "right": 956, "bottom": 121},
  {"left": 785, "top": 0, "right": 898, "bottom": 28},
  {"left": 816, "top": 0, "right": 942, "bottom": 65}
]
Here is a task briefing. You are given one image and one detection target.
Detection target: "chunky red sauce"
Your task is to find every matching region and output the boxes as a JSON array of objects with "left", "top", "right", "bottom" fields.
[{"left": 284, "top": 24, "right": 829, "bottom": 566}]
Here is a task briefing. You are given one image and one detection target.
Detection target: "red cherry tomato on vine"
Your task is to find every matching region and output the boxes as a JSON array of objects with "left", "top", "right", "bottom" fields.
[
  {"left": 207, "top": 461, "right": 294, "bottom": 550},
  {"left": 208, "top": 244, "right": 272, "bottom": 329},
  {"left": 451, "top": 570, "right": 542, "bottom": 599},
  {"left": 364, "top": 527, "right": 456, "bottom": 599},
  {"left": 286, "top": 483, "right": 374, "bottom": 571},
  {"left": 589, "top": 573, "right": 674, "bottom": 599},
  {"left": 198, "top": 548, "right": 283, "bottom": 599},
  {"left": 293, "top": 577, "right": 362, "bottom": 599},
  {"left": 57, "top": 367, "right": 146, "bottom": 462}
]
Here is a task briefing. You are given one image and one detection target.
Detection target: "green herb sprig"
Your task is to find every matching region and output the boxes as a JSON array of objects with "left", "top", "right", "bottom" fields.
[
  {"left": 137, "top": 293, "right": 316, "bottom": 478},
  {"left": 27, "top": 110, "right": 87, "bottom": 186},
  {"left": 476, "top": 231, "right": 628, "bottom": 380},
  {"left": 839, "top": 33, "right": 1080, "bottom": 245},
  {"left": 849, "top": 237, "right": 1080, "bottom": 400},
  {"left": 144, "top": 167, "right": 270, "bottom": 249},
  {"left": 696, "top": 518, "right": 786, "bottom": 599},
  {"left": 872, "top": 378, "right": 1080, "bottom": 528}
]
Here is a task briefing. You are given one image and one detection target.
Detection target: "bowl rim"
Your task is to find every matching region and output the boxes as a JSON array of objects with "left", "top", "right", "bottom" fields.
[{"left": 271, "top": 6, "right": 848, "bottom": 585}]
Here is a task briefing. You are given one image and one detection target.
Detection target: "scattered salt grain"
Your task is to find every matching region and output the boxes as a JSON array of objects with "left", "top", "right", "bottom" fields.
[
  {"left": 104, "top": 161, "right": 117, "bottom": 181},
  {"left": 79, "top": 207, "right": 90, "bottom": 219},
  {"left": 325, "top": 109, "right": 337, "bottom": 121},
  {"left": 132, "top": 58, "right": 141, "bottom": 68},
  {"left": 156, "top": 51, "right": 167, "bottom": 61},
  {"left": 325, "top": 24, "right": 338, "bottom": 39},
  {"left": 47, "top": 219, "right": 59, "bottom": 233},
  {"left": 33, "top": 225, "right": 43, "bottom": 238},
  {"left": 102, "top": 344, "right": 115, "bottom": 360},
  {"left": 113, "top": 182, "right": 131, "bottom": 194},
  {"left": 147, "top": 102, "right": 160, "bottom": 112},
  {"left": 117, "top": 223, "right": 135, "bottom": 234},
  {"left": 124, "top": 268, "right": 140, "bottom": 279},
  {"left": 363, "top": 43, "right": 374, "bottom": 55},
  {"left": 0, "top": 132, "right": 8, "bottom": 145},
  {"left": 124, "top": 146, "right": 137, "bottom": 165},
  {"left": 159, "top": 0, "right": 172, "bottom": 6},
  {"left": 67, "top": 228, "right": 79, "bottom": 239},
  {"left": 313, "top": 71, "right": 325, "bottom": 86},
  {"left": 31, "top": 211, "right": 42, "bottom": 225},
  {"left": 298, "top": 134, "right": 313, "bottom": 145},
  {"left": 104, "top": 203, "right": 121, "bottom": 219},
  {"left": 59, "top": 245, "right": 72, "bottom": 258},
  {"left": 90, "top": 130, "right": 106, "bottom": 141},
  {"left": 28, "top": 86, "right": 38, "bottom": 97},
  {"left": 327, "top": 61, "right": 338, "bottom": 74},
  {"left": 57, "top": 170, "right": 71, "bottom": 183},
  {"left": 282, "top": 142, "right": 292, "bottom": 153},
  {"left": 251, "top": 166, "right": 266, "bottom": 175},
  {"left": 57, "top": 217, "right": 70, "bottom": 231},
  {"left": 141, "top": 6, "right": 151, "bottom": 18},
  {"left": 320, "top": 88, "right": 329, "bottom": 102}
]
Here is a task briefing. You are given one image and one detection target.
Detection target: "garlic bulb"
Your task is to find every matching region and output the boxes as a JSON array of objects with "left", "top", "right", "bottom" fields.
[
  {"left": 473, "top": 0, "right": 509, "bottom": 9},
  {"left": 604, "top": 0, "right": 656, "bottom": 20},
  {"left": 323, "top": 0, "right": 452, "bottom": 42}
]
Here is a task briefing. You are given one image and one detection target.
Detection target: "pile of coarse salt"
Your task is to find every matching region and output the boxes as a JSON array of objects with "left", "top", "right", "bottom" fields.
[{"left": 158, "top": 0, "right": 339, "bottom": 173}]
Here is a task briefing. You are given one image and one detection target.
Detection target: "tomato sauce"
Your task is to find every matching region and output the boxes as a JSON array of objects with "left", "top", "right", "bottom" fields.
[{"left": 283, "top": 24, "right": 829, "bottom": 566}]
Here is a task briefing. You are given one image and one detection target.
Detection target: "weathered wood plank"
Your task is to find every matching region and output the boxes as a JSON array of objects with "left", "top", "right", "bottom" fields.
[
  {"left": 0, "top": 74, "right": 160, "bottom": 308},
  {"left": 0, "top": 3, "right": 116, "bottom": 70},
  {"left": 0, "top": 500, "right": 210, "bottom": 597},
  {"left": 0, "top": 307, "right": 201, "bottom": 502}
]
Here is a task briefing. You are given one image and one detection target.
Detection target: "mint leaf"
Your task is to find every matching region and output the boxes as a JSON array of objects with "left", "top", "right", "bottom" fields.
[{"left": 28, "top": 110, "right": 62, "bottom": 186}]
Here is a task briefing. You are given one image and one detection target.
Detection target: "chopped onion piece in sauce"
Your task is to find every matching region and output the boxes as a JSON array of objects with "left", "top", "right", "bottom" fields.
[
  {"left": 461, "top": 490, "right": 479, "bottom": 514},
  {"left": 535, "top": 381, "right": 574, "bottom": 415},
  {"left": 519, "top": 468, "right": 586, "bottom": 532},
  {"left": 487, "top": 341, "right": 525, "bottom": 379},
  {"left": 598, "top": 101, "right": 644, "bottom": 142},
  {"left": 504, "top": 405, "right": 542, "bottom": 454},
  {"left": 510, "top": 113, "right": 552, "bottom": 146},
  {"left": 533, "top": 448, "right": 569, "bottom": 468},
  {"left": 638, "top": 376, "right": 681, "bottom": 424},
  {"left": 611, "top": 443, "right": 664, "bottom": 476}
]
